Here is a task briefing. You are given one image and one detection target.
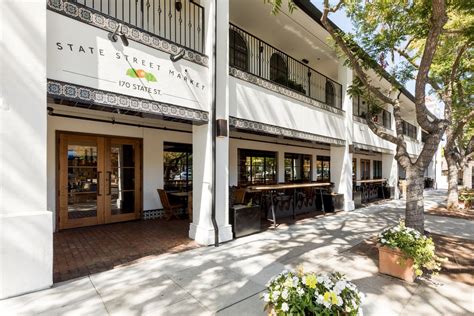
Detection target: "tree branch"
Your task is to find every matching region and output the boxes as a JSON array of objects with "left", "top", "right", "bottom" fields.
[
  {"left": 414, "top": 0, "right": 448, "bottom": 133},
  {"left": 320, "top": 0, "right": 396, "bottom": 106}
]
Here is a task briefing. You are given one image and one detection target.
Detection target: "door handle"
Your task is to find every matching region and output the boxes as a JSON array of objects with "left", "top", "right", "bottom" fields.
[
  {"left": 97, "top": 171, "right": 102, "bottom": 196},
  {"left": 107, "top": 171, "right": 112, "bottom": 196}
]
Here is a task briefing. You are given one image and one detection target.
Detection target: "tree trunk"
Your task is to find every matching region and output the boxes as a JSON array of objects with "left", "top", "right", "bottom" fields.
[
  {"left": 446, "top": 153, "right": 459, "bottom": 210},
  {"left": 405, "top": 167, "right": 426, "bottom": 233}
]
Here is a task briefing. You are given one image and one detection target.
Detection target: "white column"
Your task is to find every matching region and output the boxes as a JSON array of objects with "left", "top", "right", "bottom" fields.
[
  {"left": 0, "top": 0, "right": 52, "bottom": 299},
  {"left": 382, "top": 153, "right": 399, "bottom": 199},
  {"left": 189, "top": 0, "right": 232, "bottom": 245},
  {"left": 278, "top": 151, "right": 285, "bottom": 183},
  {"left": 214, "top": 0, "right": 232, "bottom": 242},
  {"left": 330, "top": 63, "right": 354, "bottom": 211}
]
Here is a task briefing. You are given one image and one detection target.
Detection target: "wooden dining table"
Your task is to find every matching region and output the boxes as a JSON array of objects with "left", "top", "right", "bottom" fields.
[
  {"left": 169, "top": 191, "right": 192, "bottom": 219},
  {"left": 247, "top": 182, "right": 332, "bottom": 228}
]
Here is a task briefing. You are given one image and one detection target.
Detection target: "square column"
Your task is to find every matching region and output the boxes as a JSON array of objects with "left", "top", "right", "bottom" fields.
[
  {"left": 330, "top": 63, "right": 354, "bottom": 211},
  {"left": 382, "top": 153, "right": 399, "bottom": 199},
  {"left": 189, "top": 0, "right": 232, "bottom": 245},
  {"left": 0, "top": 0, "right": 52, "bottom": 299}
]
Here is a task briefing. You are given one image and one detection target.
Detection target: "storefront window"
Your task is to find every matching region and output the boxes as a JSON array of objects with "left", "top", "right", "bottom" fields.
[
  {"left": 373, "top": 160, "right": 382, "bottom": 179},
  {"left": 360, "top": 159, "right": 371, "bottom": 180},
  {"left": 284, "top": 153, "right": 311, "bottom": 183},
  {"left": 163, "top": 142, "right": 192, "bottom": 191},
  {"left": 316, "top": 156, "right": 330, "bottom": 182},
  {"left": 238, "top": 149, "right": 277, "bottom": 186}
]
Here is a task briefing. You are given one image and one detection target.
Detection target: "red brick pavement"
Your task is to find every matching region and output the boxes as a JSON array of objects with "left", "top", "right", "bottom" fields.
[{"left": 53, "top": 219, "right": 198, "bottom": 283}]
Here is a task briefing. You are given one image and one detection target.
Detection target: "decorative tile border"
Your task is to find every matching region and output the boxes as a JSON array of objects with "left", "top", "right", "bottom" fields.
[
  {"left": 229, "top": 67, "right": 345, "bottom": 116},
  {"left": 353, "top": 142, "right": 394, "bottom": 154},
  {"left": 229, "top": 116, "right": 345, "bottom": 146},
  {"left": 47, "top": 0, "right": 208, "bottom": 67},
  {"left": 143, "top": 208, "right": 186, "bottom": 220},
  {"left": 48, "top": 80, "right": 209, "bottom": 123}
]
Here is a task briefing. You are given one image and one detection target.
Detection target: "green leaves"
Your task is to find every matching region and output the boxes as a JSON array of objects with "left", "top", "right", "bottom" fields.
[
  {"left": 126, "top": 68, "right": 157, "bottom": 82},
  {"left": 126, "top": 68, "right": 138, "bottom": 78},
  {"left": 145, "top": 72, "right": 157, "bottom": 82}
]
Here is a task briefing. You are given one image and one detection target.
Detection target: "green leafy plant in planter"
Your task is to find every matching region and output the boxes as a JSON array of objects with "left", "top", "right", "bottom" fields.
[
  {"left": 458, "top": 190, "right": 473, "bottom": 209},
  {"left": 378, "top": 221, "right": 446, "bottom": 277},
  {"left": 262, "top": 267, "right": 364, "bottom": 315}
]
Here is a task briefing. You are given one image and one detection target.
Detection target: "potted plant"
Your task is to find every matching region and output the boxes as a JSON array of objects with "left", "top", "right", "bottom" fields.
[
  {"left": 262, "top": 268, "right": 365, "bottom": 315},
  {"left": 458, "top": 191, "right": 473, "bottom": 209},
  {"left": 377, "top": 221, "right": 445, "bottom": 282}
]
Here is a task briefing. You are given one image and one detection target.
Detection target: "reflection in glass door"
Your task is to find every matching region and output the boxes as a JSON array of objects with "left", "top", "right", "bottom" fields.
[
  {"left": 58, "top": 133, "right": 141, "bottom": 230},
  {"left": 105, "top": 139, "right": 141, "bottom": 223}
]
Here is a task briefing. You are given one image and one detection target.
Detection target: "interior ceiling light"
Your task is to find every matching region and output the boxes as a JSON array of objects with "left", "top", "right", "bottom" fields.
[{"left": 108, "top": 24, "right": 129, "bottom": 47}]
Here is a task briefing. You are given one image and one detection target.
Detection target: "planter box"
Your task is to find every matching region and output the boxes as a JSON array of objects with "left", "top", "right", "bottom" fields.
[
  {"left": 323, "top": 193, "right": 344, "bottom": 212},
  {"left": 378, "top": 246, "right": 416, "bottom": 282},
  {"left": 229, "top": 205, "right": 261, "bottom": 238}
]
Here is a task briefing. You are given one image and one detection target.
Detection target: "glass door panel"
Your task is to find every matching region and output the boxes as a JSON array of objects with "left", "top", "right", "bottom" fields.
[
  {"left": 58, "top": 134, "right": 105, "bottom": 230},
  {"left": 67, "top": 144, "right": 99, "bottom": 219},
  {"left": 110, "top": 144, "right": 136, "bottom": 215},
  {"left": 105, "top": 139, "right": 141, "bottom": 223}
]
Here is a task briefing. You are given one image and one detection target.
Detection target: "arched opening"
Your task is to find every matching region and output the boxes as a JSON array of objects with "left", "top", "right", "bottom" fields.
[
  {"left": 270, "top": 53, "right": 287, "bottom": 83},
  {"left": 229, "top": 29, "right": 248, "bottom": 71},
  {"left": 325, "top": 81, "right": 335, "bottom": 107}
]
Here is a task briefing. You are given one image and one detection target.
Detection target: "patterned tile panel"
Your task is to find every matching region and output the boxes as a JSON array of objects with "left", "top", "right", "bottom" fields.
[
  {"left": 48, "top": 80, "right": 209, "bottom": 123},
  {"left": 229, "top": 116, "right": 345, "bottom": 146}
]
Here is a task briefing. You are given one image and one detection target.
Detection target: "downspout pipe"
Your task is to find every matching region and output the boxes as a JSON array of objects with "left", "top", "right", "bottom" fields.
[{"left": 211, "top": 0, "right": 219, "bottom": 247}]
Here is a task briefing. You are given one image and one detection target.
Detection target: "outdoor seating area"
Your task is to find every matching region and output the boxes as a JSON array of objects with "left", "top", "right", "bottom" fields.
[{"left": 229, "top": 182, "right": 343, "bottom": 238}]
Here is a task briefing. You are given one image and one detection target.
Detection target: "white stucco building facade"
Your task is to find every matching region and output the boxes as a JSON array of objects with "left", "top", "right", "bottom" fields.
[{"left": 0, "top": 0, "right": 434, "bottom": 299}]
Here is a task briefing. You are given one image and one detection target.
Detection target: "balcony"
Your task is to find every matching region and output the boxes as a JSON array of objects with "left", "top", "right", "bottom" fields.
[
  {"left": 71, "top": 0, "right": 205, "bottom": 53},
  {"left": 352, "top": 96, "right": 392, "bottom": 130},
  {"left": 229, "top": 23, "right": 343, "bottom": 110}
]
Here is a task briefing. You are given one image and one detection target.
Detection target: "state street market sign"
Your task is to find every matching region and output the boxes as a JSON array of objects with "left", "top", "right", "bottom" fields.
[{"left": 47, "top": 9, "right": 209, "bottom": 122}]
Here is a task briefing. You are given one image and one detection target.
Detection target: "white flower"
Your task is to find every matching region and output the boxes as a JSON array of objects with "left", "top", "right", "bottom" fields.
[
  {"left": 281, "top": 302, "right": 289, "bottom": 312},
  {"left": 316, "top": 294, "right": 324, "bottom": 304},
  {"left": 263, "top": 293, "right": 270, "bottom": 302},
  {"left": 297, "top": 287, "right": 304, "bottom": 296},
  {"left": 281, "top": 289, "right": 289, "bottom": 300},
  {"left": 302, "top": 276, "right": 306, "bottom": 284},
  {"left": 336, "top": 295, "right": 343, "bottom": 306},
  {"left": 271, "top": 290, "right": 280, "bottom": 302},
  {"left": 381, "top": 238, "right": 387, "bottom": 243},
  {"left": 292, "top": 276, "right": 299, "bottom": 287}
]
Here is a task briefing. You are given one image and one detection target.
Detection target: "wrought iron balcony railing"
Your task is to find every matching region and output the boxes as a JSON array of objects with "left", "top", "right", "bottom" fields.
[
  {"left": 229, "top": 23, "right": 343, "bottom": 109},
  {"left": 72, "top": 0, "right": 205, "bottom": 53}
]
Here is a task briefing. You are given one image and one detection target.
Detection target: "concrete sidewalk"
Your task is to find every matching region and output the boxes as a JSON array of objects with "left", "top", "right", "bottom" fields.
[{"left": 1, "top": 191, "right": 473, "bottom": 315}]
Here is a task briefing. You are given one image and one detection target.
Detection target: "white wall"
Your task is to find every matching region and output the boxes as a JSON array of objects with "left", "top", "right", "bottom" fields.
[
  {"left": 353, "top": 121, "right": 395, "bottom": 152},
  {"left": 0, "top": 0, "right": 52, "bottom": 299},
  {"left": 229, "top": 77, "right": 346, "bottom": 142},
  {"left": 47, "top": 106, "right": 193, "bottom": 231}
]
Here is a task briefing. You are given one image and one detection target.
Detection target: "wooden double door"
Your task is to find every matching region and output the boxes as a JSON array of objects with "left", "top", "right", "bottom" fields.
[{"left": 58, "top": 133, "right": 142, "bottom": 230}]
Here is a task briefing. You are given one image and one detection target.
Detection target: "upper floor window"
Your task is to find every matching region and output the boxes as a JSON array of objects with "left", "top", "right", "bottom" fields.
[
  {"left": 270, "top": 53, "right": 288, "bottom": 83},
  {"left": 229, "top": 29, "right": 248, "bottom": 71},
  {"left": 402, "top": 120, "right": 417, "bottom": 139},
  {"left": 325, "top": 81, "right": 335, "bottom": 107},
  {"left": 353, "top": 96, "right": 392, "bottom": 129}
]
